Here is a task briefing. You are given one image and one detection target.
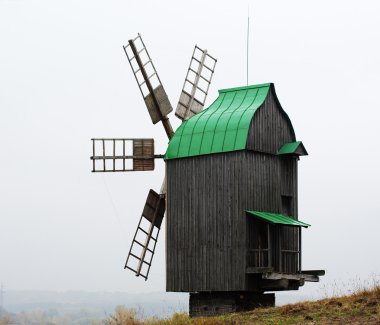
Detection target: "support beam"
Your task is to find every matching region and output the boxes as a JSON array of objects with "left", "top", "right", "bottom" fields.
[
  {"left": 301, "top": 270, "right": 326, "bottom": 276},
  {"left": 246, "top": 267, "right": 273, "bottom": 274},
  {"left": 262, "top": 272, "right": 319, "bottom": 282},
  {"left": 260, "top": 279, "right": 290, "bottom": 291}
]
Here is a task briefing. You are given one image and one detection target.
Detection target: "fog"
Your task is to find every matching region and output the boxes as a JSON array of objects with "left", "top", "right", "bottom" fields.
[{"left": 0, "top": 0, "right": 379, "bottom": 298}]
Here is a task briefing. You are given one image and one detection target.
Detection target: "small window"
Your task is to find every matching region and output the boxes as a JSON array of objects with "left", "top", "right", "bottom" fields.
[
  {"left": 281, "top": 195, "right": 293, "bottom": 216},
  {"left": 247, "top": 219, "right": 269, "bottom": 267}
]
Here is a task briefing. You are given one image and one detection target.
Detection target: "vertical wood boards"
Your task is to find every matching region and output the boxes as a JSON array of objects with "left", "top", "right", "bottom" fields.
[
  {"left": 279, "top": 156, "right": 299, "bottom": 272},
  {"left": 133, "top": 139, "right": 155, "bottom": 171},
  {"left": 166, "top": 86, "right": 301, "bottom": 292},
  {"left": 189, "top": 292, "right": 275, "bottom": 317},
  {"left": 166, "top": 150, "right": 299, "bottom": 292},
  {"left": 247, "top": 88, "right": 295, "bottom": 154}
]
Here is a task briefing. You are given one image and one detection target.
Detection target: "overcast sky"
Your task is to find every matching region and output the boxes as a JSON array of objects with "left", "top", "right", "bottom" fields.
[{"left": 0, "top": 0, "right": 380, "bottom": 298}]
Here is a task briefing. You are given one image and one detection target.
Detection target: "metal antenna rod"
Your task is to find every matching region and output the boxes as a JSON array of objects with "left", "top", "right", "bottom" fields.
[{"left": 247, "top": 5, "right": 250, "bottom": 85}]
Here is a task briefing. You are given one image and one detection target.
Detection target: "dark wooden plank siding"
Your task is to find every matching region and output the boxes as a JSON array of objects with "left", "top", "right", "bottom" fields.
[
  {"left": 166, "top": 149, "right": 299, "bottom": 292},
  {"left": 247, "top": 87, "right": 295, "bottom": 154},
  {"left": 166, "top": 87, "right": 300, "bottom": 292},
  {"left": 279, "top": 156, "right": 299, "bottom": 273}
]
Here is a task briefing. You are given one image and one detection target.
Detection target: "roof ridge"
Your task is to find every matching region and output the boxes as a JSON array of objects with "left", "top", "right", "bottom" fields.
[{"left": 219, "top": 83, "right": 272, "bottom": 94}]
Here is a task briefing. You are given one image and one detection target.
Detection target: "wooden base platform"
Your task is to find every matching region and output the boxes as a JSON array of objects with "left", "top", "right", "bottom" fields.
[{"left": 189, "top": 292, "right": 275, "bottom": 317}]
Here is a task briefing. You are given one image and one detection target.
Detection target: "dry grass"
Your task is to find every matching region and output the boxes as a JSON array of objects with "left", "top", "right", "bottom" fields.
[
  {"left": 0, "top": 317, "right": 13, "bottom": 325},
  {"left": 103, "top": 285, "right": 380, "bottom": 325},
  {"left": 1, "top": 282, "right": 378, "bottom": 324}
]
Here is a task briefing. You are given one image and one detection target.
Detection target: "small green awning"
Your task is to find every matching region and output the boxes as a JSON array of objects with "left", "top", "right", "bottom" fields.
[
  {"left": 246, "top": 210, "right": 310, "bottom": 228},
  {"left": 277, "top": 141, "right": 308, "bottom": 156}
]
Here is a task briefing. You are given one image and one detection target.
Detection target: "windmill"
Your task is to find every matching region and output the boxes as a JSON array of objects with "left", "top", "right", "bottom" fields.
[
  {"left": 90, "top": 33, "right": 217, "bottom": 280},
  {"left": 90, "top": 33, "right": 325, "bottom": 317}
]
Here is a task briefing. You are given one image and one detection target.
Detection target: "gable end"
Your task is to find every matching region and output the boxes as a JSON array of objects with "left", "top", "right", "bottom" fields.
[{"left": 246, "top": 84, "right": 296, "bottom": 154}]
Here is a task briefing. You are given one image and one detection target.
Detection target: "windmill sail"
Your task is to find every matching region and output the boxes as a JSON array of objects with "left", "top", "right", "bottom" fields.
[
  {"left": 125, "top": 189, "right": 165, "bottom": 279},
  {"left": 123, "top": 44, "right": 217, "bottom": 280},
  {"left": 91, "top": 138, "right": 159, "bottom": 172},
  {"left": 92, "top": 36, "right": 218, "bottom": 280},
  {"left": 176, "top": 46, "right": 217, "bottom": 121},
  {"left": 123, "top": 34, "right": 174, "bottom": 139}
]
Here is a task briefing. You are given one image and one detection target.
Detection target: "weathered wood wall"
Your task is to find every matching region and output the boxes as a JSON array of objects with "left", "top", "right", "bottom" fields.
[
  {"left": 247, "top": 87, "right": 295, "bottom": 154},
  {"left": 166, "top": 87, "right": 300, "bottom": 292},
  {"left": 189, "top": 292, "right": 275, "bottom": 317}
]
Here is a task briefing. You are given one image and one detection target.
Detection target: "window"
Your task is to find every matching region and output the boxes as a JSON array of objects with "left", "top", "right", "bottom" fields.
[
  {"left": 247, "top": 219, "right": 269, "bottom": 267},
  {"left": 281, "top": 195, "right": 293, "bottom": 216}
]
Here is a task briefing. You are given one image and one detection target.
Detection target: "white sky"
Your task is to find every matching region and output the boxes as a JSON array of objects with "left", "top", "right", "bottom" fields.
[{"left": 0, "top": 0, "right": 380, "bottom": 297}]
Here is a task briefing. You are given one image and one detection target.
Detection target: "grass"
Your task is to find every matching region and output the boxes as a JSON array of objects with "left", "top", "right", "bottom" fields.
[
  {"left": 1, "top": 281, "right": 379, "bottom": 324},
  {"left": 0, "top": 317, "right": 13, "bottom": 325},
  {"left": 103, "top": 285, "right": 380, "bottom": 325}
]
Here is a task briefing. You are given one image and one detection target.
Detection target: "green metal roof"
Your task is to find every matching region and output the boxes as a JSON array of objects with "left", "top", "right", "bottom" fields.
[
  {"left": 246, "top": 210, "right": 310, "bottom": 228},
  {"left": 277, "top": 141, "right": 308, "bottom": 156},
  {"left": 165, "top": 83, "right": 272, "bottom": 160}
]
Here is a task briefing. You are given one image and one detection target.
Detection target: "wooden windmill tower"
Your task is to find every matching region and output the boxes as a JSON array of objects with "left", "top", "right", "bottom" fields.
[{"left": 91, "top": 34, "right": 324, "bottom": 317}]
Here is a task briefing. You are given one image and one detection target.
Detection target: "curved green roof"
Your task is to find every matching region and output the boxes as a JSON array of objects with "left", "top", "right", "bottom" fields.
[{"left": 165, "top": 83, "right": 271, "bottom": 160}]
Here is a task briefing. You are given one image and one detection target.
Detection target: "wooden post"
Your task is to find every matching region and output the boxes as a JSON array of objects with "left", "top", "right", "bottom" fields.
[
  {"left": 298, "top": 226, "right": 302, "bottom": 272},
  {"left": 122, "top": 139, "right": 125, "bottom": 171},
  {"left": 102, "top": 139, "right": 105, "bottom": 172},
  {"left": 278, "top": 226, "right": 282, "bottom": 272},
  {"left": 113, "top": 139, "right": 116, "bottom": 171},
  {"left": 92, "top": 139, "right": 95, "bottom": 172},
  {"left": 267, "top": 224, "right": 271, "bottom": 268}
]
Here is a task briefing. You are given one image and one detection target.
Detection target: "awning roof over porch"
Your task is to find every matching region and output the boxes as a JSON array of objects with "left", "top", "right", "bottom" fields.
[{"left": 246, "top": 210, "right": 311, "bottom": 228}]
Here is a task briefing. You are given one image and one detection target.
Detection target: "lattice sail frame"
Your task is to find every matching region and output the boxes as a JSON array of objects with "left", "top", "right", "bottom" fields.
[
  {"left": 91, "top": 34, "right": 217, "bottom": 280},
  {"left": 91, "top": 138, "right": 158, "bottom": 172},
  {"left": 124, "top": 189, "right": 165, "bottom": 279},
  {"left": 176, "top": 45, "right": 217, "bottom": 121},
  {"left": 123, "top": 34, "right": 173, "bottom": 126}
]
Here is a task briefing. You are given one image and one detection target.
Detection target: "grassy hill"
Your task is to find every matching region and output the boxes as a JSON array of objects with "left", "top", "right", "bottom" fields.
[
  {"left": 1, "top": 285, "right": 379, "bottom": 324},
  {"left": 105, "top": 285, "right": 380, "bottom": 325}
]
